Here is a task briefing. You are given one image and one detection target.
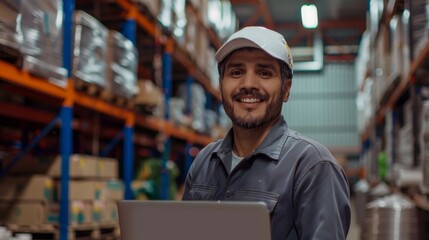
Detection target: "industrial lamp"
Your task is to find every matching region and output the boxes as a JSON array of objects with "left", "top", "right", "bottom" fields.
[{"left": 301, "top": 4, "right": 318, "bottom": 29}]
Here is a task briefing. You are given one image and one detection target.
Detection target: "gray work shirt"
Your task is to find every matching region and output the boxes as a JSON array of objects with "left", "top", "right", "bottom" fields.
[{"left": 182, "top": 116, "right": 351, "bottom": 240}]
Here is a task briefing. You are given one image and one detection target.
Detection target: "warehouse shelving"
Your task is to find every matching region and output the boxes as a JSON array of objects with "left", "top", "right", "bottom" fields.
[
  {"left": 357, "top": 0, "right": 429, "bottom": 216},
  {"left": 360, "top": 0, "right": 409, "bottom": 142},
  {"left": 0, "top": 0, "right": 225, "bottom": 239},
  {"left": 361, "top": 37, "right": 429, "bottom": 141}
]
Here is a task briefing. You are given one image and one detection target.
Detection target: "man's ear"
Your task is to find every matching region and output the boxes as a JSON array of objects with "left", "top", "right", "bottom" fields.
[{"left": 282, "top": 79, "right": 292, "bottom": 102}]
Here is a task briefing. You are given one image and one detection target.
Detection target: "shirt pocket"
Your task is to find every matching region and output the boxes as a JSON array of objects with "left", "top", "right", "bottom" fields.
[
  {"left": 233, "top": 190, "right": 279, "bottom": 213},
  {"left": 188, "top": 184, "right": 218, "bottom": 200}
]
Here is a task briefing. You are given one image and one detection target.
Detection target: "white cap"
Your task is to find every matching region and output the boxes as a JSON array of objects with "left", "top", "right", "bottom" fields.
[{"left": 215, "top": 26, "right": 294, "bottom": 72}]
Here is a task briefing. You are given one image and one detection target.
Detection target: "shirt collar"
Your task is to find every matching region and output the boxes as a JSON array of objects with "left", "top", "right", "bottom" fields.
[{"left": 212, "top": 116, "right": 289, "bottom": 162}]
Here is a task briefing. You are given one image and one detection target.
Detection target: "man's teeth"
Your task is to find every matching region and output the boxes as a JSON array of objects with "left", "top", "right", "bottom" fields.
[{"left": 240, "top": 98, "right": 261, "bottom": 103}]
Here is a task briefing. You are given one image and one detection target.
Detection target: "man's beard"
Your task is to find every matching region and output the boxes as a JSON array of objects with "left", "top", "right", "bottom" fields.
[{"left": 223, "top": 90, "right": 283, "bottom": 129}]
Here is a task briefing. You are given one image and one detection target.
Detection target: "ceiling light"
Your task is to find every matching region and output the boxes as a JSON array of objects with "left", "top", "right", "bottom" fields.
[{"left": 301, "top": 4, "right": 318, "bottom": 29}]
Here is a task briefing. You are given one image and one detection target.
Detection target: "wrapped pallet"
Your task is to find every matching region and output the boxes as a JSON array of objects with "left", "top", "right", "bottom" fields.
[
  {"left": 73, "top": 10, "right": 108, "bottom": 88},
  {"left": 0, "top": 0, "right": 22, "bottom": 51},
  {"left": 106, "top": 30, "right": 138, "bottom": 100},
  {"left": 19, "top": 0, "right": 67, "bottom": 86}
]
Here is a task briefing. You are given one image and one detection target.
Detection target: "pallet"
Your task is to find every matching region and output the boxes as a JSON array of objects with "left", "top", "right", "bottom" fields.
[
  {"left": 68, "top": 222, "right": 120, "bottom": 240},
  {"left": 4, "top": 224, "right": 56, "bottom": 240},
  {"left": 3, "top": 222, "right": 120, "bottom": 240},
  {"left": 0, "top": 44, "right": 23, "bottom": 68},
  {"left": 74, "top": 78, "right": 108, "bottom": 98}
]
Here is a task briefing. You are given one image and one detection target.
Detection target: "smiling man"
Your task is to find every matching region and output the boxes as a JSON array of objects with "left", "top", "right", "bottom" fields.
[{"left": 182, "top": 26, "right": 351, "bottom": 240}]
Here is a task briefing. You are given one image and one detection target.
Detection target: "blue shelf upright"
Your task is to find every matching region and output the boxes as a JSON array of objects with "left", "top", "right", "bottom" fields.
[
  {"left": 160, "top": 42, "right": 173, "bottom": 200},
  {"left": 60, "top": 0, "right": 74, "bottom": 239},
  {"left": 121, "top": 14, "right": 137, "bottom": 200}
]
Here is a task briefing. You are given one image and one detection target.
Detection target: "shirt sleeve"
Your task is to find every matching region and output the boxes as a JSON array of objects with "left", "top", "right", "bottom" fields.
[{"left": 293, "top": 160, "right": 351, "bottom": 240}]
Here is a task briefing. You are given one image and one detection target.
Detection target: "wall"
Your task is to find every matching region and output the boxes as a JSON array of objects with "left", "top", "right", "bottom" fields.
[{"left": 282, "top": 62, "right": 359, "bottom": 151}]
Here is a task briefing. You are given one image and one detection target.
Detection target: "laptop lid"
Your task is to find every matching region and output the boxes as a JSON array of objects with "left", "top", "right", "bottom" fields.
[{"left": 118, "top": 200, "right": 271, "bottom": 240}]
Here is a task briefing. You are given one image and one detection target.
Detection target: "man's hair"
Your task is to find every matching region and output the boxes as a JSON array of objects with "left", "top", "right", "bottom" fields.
[{"left": 217, "top": 48, "right": 293, "bottom": 83}]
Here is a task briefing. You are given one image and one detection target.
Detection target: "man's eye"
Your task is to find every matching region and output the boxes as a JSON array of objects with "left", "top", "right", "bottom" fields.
[
  {"left": 258, "top": 71, "right": 273, "bottom": 78},
  {"left": 229, "top": 70, "right": 242, "bottom": 77}
]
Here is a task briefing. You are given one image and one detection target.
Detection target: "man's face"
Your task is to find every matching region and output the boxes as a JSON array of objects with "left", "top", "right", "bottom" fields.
[{"left": 220, "top": 48, "right": 291, "bottom": 129}]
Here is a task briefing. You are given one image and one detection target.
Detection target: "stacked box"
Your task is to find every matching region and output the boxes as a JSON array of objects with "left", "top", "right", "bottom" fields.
[
  {"left": 0, "top": 200, "right": 94, "bottom": 225},
  {"left": 72, "top": 10, "right": 108, "bottom": 88},
  {"left": 56, "top": 180, "right": 104, "bottom": 201},
  {"left": 106, "top": 31, "right": 138, "bottom": 100},
  {"left": 68, "top": 200, "right": 93, "bottom": 225},
  {"left": 92, "top": 200, "right": 118, "bottom": 223},
  {"left": 99, "top": 180, "right": 124, "bottom": 201},
  {"left": 134, "top": 79, "right": 164, "bottom": 117},
  {"left": 19, "top": 0, "right": 67, "bottom": 86},
  {"left": 93, "top": 180, "right": 123, "bottom": 223},
  {"left": 48, "top": 154, "right": 97, "bottom": 178},
  {"left": 48, "top": 154, "right": 118, "bottom": 179}
]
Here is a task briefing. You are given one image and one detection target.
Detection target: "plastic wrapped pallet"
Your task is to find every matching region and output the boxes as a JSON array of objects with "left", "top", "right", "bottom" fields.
[
  {"left": 19, "top": 0, "right": 67, "bottom": 86},
  {"left": 0, "top": 0, "right": 22, "bottom": 50},
  {"left": 73, "top": 10, "right": 108, "bottom": 88},
  {"left": 106, "top": 30, "right": 138, "bottom": 100}
]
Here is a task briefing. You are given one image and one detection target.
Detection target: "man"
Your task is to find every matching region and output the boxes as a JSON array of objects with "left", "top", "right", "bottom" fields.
[{"left": 182, "top": 26, "right": 351, "bottom": 240}]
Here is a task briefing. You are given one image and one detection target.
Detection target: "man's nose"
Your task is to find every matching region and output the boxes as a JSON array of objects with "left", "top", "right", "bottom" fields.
[{"left": 240, "top": 72, "right": 259, "bottom": 89}]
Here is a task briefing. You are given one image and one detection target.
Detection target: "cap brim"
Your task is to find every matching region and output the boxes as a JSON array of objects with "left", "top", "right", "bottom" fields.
[{"left": 215, "top": 38, "right": 261, "bottom": 63}]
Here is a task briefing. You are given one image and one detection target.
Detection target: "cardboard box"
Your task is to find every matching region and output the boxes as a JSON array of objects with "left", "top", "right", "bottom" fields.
[
  {"left": 57, "top": 180, "right": 103, "bottom": 201},
  {"left": 100, "top": 180, "right": 124, "bottom": 201},
  {"left": 93, "top": 200, "right": 118, "bottom": 223},
  {"left": 69, "top": 200, "right": 93, "bottom": 225},
  {"left": 0, "top": 201, "right": 57, "bottom": 225},
  {"left": 49, "top": 154, "right": 118, "bottom": 179},
  {"left": 97, "top": 157, "right": 118, "bottom": 179},
  {"left": 0, "top": 175, "right": 54, "bottom": 201},
  {"left": 0, "top": 200, "right": 93, "bottom": 225},
  {"left": 48, "top": 154, "right": 98, "bottom": 178}
]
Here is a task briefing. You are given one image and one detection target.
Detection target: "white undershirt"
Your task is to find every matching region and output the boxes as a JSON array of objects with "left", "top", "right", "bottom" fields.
[{"left": 231, "top": 151, "right": 244, "bottom": 172}]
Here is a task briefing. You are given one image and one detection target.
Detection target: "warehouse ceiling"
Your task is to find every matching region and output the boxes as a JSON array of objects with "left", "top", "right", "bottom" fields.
[{"left": 230, "top": 0, "right": 368, "bottom": 59}]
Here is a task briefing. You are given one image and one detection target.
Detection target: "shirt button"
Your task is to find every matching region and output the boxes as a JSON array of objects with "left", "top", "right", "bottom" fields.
[{"left": 225, "top": 191, "right": 231, "bottom": 197}]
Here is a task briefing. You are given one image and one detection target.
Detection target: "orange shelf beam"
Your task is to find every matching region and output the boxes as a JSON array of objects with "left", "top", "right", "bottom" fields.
[
  {"left": 135, "top": 115, "right": 213, "bottom": 145},
  {"left": 0, "top": 61, "right": 134, "bottom": 123},
  {"left": 0, "top": 100, "right": 57, "bottom": 125},
  {"left": 0, "top": 61, "right": 66, "bottom": 99},
  {"left": 74, "top": 92, "right": 133, "bottom": 122},
  {"left": 115, "top": 0, "right": 156, "bottom": 37}
]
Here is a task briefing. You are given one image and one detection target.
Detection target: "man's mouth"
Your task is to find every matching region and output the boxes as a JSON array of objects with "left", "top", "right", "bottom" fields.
[{"left": 238, "top": 97, "right": 262, "bottom": 103}]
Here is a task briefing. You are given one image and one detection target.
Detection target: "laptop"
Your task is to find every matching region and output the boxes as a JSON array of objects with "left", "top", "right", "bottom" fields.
[{"left": 118, "top": 200, "right": 271, "bottom": 240}]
